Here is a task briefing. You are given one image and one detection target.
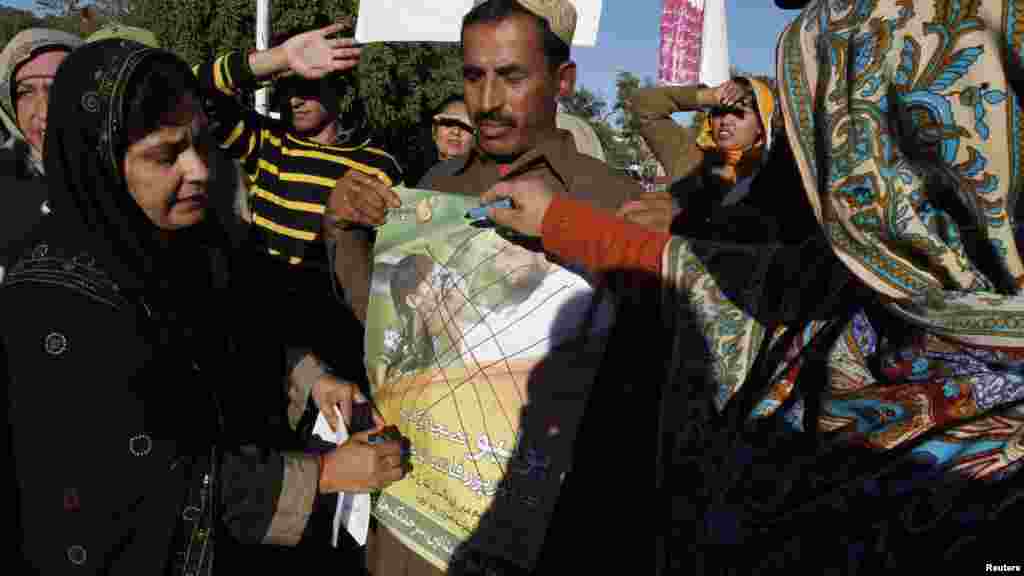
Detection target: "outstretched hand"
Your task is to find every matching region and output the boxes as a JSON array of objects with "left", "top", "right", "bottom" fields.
[
  {"left": 617, "top": 191, "right": 674, "bottom": 232},
  {"left": 480, "top": 177, "right": 557, "bottom": 238},
  {"left": 319, "top": 427, "right": 407, "bottom": 494},
  {"left": 711, "top": 80, "right": 746, "bottom": 108},
  {"left": 326, "top": 169, "right": 401, "bottom": 227},
  {"left": 282, "top": 21, "right": 361, "bottom": 79}
]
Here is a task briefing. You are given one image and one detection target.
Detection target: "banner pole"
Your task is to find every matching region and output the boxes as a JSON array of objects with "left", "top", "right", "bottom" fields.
[{"left": 255, "top": 0, "right": 271, "bottom": 116}]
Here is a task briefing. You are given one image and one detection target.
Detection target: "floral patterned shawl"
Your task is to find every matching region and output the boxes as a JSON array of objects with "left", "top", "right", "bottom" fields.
[{"left": 659, "top": 1, "right": 1024, "bottom": 567}]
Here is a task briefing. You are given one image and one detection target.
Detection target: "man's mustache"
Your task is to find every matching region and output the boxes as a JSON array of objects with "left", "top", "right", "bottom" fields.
[{"left": 474, "top": 111, "right": 516, "bottom": 127}]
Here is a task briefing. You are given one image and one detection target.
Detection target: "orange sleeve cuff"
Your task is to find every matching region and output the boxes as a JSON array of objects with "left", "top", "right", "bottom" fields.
[{"left": 540, "top": 196, "right": 671, "bottom": 277}]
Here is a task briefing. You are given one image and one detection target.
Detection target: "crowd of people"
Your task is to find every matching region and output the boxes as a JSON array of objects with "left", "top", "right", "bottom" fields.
[{"left": 1, "top": 0, "right": 1022, "bottom": 574}]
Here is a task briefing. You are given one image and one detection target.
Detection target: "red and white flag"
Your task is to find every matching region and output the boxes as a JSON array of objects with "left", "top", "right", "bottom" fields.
[{"left": 657, "top": 0, "right": 729, "bottom": 87}]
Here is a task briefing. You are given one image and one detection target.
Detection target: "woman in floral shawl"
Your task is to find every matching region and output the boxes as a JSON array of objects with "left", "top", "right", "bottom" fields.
[{"left": 483, "top": 0, "right": 1023, "bottom": 570}]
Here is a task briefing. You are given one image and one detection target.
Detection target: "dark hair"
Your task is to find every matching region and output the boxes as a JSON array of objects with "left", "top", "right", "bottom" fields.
[
  {"left": 433, "top": 93, "right": 466, "bottom": 118},
  {"left": 387, "top": 254, "right": 438, "bottom": 377},
  {"left": 391, "top": 254, "right": 435, "bottom": 319},
  {"left": 462, "top": 0, "right": 570, "bottom": 69},
  {"left": 269, "top": 16, "right": 351, "bottom": 126},
  {"left": 121, "top": 54, "right": 200, "bottom": 150}
]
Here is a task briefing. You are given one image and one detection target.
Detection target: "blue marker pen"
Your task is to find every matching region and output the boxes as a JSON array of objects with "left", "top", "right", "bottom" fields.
[{"left": 465, "top": 197, "right": 513, "bottom": 220}]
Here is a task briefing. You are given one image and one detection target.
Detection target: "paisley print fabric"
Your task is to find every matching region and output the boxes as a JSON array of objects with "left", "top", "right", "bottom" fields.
[{"left": 661, "top": 0, "right": 1024, "bottom": 490}]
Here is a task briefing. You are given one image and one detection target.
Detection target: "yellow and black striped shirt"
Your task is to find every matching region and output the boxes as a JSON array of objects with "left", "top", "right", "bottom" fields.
[{"left": 195, "top": 52, "right": 403, "bottom": 268}]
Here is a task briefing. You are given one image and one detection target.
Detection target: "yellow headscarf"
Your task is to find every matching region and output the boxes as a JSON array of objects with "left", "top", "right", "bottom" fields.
[{"left": 695, "top": 77, "right": 776, "bottom": 185}]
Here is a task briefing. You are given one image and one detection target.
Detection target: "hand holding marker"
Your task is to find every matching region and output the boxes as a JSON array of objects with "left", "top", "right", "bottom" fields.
[{"left": 465, "top": 197, "right": 513, "bottom": 221}]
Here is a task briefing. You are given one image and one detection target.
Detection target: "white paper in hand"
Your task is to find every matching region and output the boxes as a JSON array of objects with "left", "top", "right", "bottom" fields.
[
  {"left": 355, "top": 0, "right": 473, "bottom": 44},
  {"left": 311, "top": 407, "right": 372, "bottom": 547},
  {"left": 354, "top": 0, "right": 603, "bottom": 46}
]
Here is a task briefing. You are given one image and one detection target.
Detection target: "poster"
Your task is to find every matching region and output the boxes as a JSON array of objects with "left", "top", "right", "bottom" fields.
[
  {"left": 355, "top": 0, "right": 603, "bottom": 46},
  {"left": 366, "top": 188, "right": 615, "bottom": 570},
  {"left": 657, "top": 0, "right": 729, "bottom": 87}
]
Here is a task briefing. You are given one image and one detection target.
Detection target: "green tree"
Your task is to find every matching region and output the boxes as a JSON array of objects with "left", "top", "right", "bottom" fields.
[
  {"left": 612, "top": 70, "right": 661, "bottom": 177},
  {"left": 560, "top": 86, "right": 608, "bottom": 121},
  {"left": 0, "top": 6, "right": 45, "bottom": 49},
  {"left": 613, "top": 70, "right": 654, "bottom": 144},
  {"left": 559, "top": 86, "right": 633, "bottom": 169}
]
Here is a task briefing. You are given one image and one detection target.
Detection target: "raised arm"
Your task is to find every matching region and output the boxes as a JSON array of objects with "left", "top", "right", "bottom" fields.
[
  {"left": 631, "top": 82, "right": 745, "bottom": 182},
  {"left": 631, "top": 85, "right": 710, "bottom": 182},
  {"left": 194, "top": 22, "right": 361, "bottom": 173}
]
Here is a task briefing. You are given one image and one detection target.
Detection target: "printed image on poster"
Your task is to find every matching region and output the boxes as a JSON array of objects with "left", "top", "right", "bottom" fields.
[{"left": 365, "top": 188, "right": 615, "bottom": 571}]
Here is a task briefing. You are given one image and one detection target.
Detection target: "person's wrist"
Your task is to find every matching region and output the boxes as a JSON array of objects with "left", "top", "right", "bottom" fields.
[
  {"left": 698, "top": 87, "right": 717, "bottom": 107},
  {"left": 311, "top": 363, "right": 336, "bottom": 407},
  {"left": 248, "top": 45, "right": 289, "bottom": 78},
  {"left": 319, "top": 452, "right": 328, "bottom": 493},
  {"left": 273, "top": 45, "right": 291, "bottom": 74},
  {"left": 246, "top": 49, "right": 258, "bottom": 75}
]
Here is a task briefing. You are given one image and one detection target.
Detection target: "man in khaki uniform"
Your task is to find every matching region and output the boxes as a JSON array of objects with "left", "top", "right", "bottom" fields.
[
  {"left": 327, "top": 1, "right": 664, "bottom": 574},
  {"left": 556, "top": 103, "right": 605, "bottom": 162}
]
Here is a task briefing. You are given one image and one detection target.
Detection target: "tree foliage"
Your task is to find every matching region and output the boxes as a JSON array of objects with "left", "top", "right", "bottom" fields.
[
  {"left": 613, "top": 70, "right": 659, "bottom": 173},
  {"left": 614, "top": 70, "right": 654, "bottom": 143},
  {"left": 0, "top": 7, "right": 44, "bottom": 50},
  {"left": 559, "top": 86, "right": 630, "bottom": 169},
  {"left": 557, "top": 71, "right": 668, "bottom": 171}
]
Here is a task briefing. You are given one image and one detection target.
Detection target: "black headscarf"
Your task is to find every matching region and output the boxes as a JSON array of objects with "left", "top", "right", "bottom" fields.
[
  {"left": 35, "top": 40, "right": 292, "bottom": 448},
  {"left": 40, "top": 39, "right": 223, "bottom": 345}
]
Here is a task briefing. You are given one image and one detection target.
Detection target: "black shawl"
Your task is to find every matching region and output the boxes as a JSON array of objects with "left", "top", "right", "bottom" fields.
[{"left": 41, "top": 39, "right": 222, "bottom": 327}]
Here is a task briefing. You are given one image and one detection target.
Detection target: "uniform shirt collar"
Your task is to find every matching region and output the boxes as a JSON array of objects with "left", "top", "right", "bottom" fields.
[{"left": 457, "top": 128, "right": 579, "bottom": 187}]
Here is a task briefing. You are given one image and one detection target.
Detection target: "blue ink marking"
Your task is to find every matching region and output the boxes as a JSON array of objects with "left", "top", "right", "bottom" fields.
[{"left": 465, "top": 198, "right": 513, "bottom": 220}]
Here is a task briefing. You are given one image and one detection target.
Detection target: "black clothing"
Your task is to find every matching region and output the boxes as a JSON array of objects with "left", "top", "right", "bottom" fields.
[
  {"left": 0, "top": 140, "right": 49, "bottom": 274},
  {"left": 670, "top": 132, "right": 820, "bottom": 245},
  {"left": 3, "top": 40, "right": 303, "bottom": 575}
]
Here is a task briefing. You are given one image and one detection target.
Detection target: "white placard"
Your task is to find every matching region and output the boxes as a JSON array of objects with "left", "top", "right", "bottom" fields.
[{"left": 355, "top": 0, "right": 603, "bottom": 46}]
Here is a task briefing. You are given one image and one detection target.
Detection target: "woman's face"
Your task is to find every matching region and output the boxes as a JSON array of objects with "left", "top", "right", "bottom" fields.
[
  {"left": 14, "top": 49, "right": 69, "bottom": 159},
  {"left": 123, "top": 93, "right": 210, "bottom": 231},
  {"left": 710, "top": 92, "right": 763, "bottom": 151},
  {"left": 433, "top": 101, "right": 474, "bottom": 160}
]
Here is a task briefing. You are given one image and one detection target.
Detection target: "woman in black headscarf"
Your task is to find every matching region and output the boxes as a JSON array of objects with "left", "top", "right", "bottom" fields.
[{"left": 1, "top": 39, "right": 405, "bottom": 575}]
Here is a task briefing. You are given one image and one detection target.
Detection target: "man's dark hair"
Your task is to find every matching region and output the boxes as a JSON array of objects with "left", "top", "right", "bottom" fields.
[
  {"left": 268, "top": 15, "right": 353, "bottom": 131},
  {"left": 462, "top": 0, "right": 571, "bottom": 69}
]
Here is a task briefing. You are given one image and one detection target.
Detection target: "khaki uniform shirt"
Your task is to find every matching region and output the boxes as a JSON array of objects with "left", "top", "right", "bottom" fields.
[{"left": 631, "top": 85, "right": 707, "bottom": 183}]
